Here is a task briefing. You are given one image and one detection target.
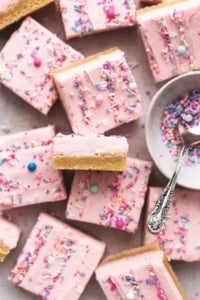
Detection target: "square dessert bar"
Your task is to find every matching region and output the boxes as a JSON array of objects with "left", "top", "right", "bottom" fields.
[
  {"left": 66, "top": 157, "right": 152, "bottom": 232},
  {"left": 0, "top": 0, "right": 54, "bottom": 30},
  {"left": 144, "top": 186, "right": 200, "bottom": 262},
  {"left": 9, "top": 212, "right": 105, "bottom": 300},
  {"left": 0, "top": 17, "right": 83, "bottom": 115},
  {"left": 52, "top": 47, "right": 143, "bottom": 134},
  {"left": 0, "top": 216, "right": 21, "bottom": 262},
  {"left": 58, "top": 0, "right": 136, "bottom": 39},
  {"left": 53, "top": 133, "right": 129, "bottom": 171},
  {"left": 0, "top": 125, "right": 67, "bottom": 210},
  {"left": 137, "top": 0, "right": 200, "bottom": 82},
  {"left": 95, "top": 243, "right": 187, "bottom": 300}
]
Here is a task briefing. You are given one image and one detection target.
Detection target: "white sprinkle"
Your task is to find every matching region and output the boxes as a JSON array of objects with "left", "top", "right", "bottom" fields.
[
  {"left": 126, "top": 291, "right": 135, "bottom": 300},
  {"left": 182, "top": 114, "right": 193, "bottom": 123},
  {"left": 2, "top": 70, "right": 12, "bottom": 81},
  {"left": 128, "top": 82, "right": 137, "bottom": 90}
]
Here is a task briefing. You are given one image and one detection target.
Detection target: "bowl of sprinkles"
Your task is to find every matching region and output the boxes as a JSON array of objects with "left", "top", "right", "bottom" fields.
[{"left": 145, "top": 71, "right": 200, "bottom": 190}]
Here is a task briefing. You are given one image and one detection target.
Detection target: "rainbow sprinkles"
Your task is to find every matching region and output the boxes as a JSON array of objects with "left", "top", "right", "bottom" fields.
[{"left": 161, "top": 89, "right": 200, "bottom": 165}]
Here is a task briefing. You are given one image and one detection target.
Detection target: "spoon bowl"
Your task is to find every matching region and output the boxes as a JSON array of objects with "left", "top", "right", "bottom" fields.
[{"left": 145, "top": 71, "right": 200, "bottom": 190}]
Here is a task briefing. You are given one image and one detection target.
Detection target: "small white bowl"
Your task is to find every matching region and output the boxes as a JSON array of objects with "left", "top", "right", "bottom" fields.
[{"left": 145, "top": 71, "right": 200, "bottom": 190}]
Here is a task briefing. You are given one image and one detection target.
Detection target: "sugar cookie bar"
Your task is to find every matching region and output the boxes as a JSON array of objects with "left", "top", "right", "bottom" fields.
[
  {"left": 0, "top": 125, "right": 67, "bottom": 210},
  {"left": 9, "top": 212, "right": 105, "bottom": 300},
  {"left": 144, "top": 186, "right": 200, "bottom": 261},
  {"left": 0, "top": 17, "right": 83, "bottom": 114},
  {"left": 95, "top": 243, "right": 187, "bottom": 300},
  {"left": 66, "top": 157, "right": 152, "bottom": 232},
  {"left": 137, "top": 0, "right": 200, "bottom": 82},
  {"left": 53, "top": 133, "right": 129, "bottom": 171},
  {"left": 52, "top": 47, "right": 143, "bottom": 134}
]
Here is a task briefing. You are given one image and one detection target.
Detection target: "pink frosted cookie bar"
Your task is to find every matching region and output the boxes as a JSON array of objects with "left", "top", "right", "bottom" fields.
[
  {"left": 0, "top": 216, "right": 21, "bottom": 262},
  {"left": 144, "top": 186, "right": 200, "bottom": 262},
  {"left": 53, "top": 133, "right": 129, "bottom": 171},
  {"left": 52, "top": 47, "right": 143, "bottom": 134},
  {"left": 0, "top": 17, "right": 83, "bottom": 115},
  {"left": 9, "top": 212, "right": 105, "bottom": 300},
  {"left": 66, "top": 157, "right": 152, "bottom": 232},
  {"left": 0, "top": 125, "right": 67, "bottom": 210},
  {"left": 95, "top": 243, "right": 187, "bottom": 300},
  {"left": 58, "top": 0, "right": 136, "bottom": 39},
  {"left": 137, "top": 0, "right": 200, "bottom": 82}
]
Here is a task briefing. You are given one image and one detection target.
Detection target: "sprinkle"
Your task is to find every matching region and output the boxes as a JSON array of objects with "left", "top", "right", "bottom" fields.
[
  {"left": 2, "top": 70, "right": 12, "bottom": 81},
  {"left": 106, "top": 9, "right": 116, "bottom": 20},
  {"left": 89, "top": 184, "right": 99, "bottom": 194},
  {"left": 107, "top": 277, "right": 117, "bottom": 291},
  {"left": 27, "top": 162, "right": 37, "bottom": 172},
  {"left": 125, "top": 275, "right": 145, "bottom": 299},
  {"left": 2, "top": 197, "right": 13, "bottom": 207},
  {"left": 115, "top": 218, "right": 124, "bottom": 228},
  {"left": 147, "top": 265, "right": 167, "bottom": 300},
  {"left": 177, "top": 45, "right": 186, "bottom": 56},
  {"left": 71, "top": 4, "right": 93, "bottom": 36},
  {"left": 126, "top": 291, "right": 135, "bottom": 300},
  {"left": 95, "top": 94, "right": 104, "bottom": 105},
  {"left": 128, "top": 81, "right": 137, "bottom": 90},
  {"left": 33, "top": 57, "right": 42, "bottom": 67},
  {"left": 146, "top": 90, "right": 153, "bottom": 101}
]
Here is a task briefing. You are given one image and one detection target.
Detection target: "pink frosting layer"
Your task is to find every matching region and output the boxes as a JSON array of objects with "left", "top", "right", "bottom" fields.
[
  {"left": 58, "top": 0, "right": 136, "bottom": 39},
  {"left": 0, "top": 126, "right": 67, "bottom": 210},
  {"left": 0, "top": 216, "right": 20, "bottom": 249},
  {"left": 138, "top": 0, "right": 200, "bottom": 82},
  {"left": 66, "top": 157, "right": 152, "bottom": 232},
  {"left": 9, "top": 212, "right": 105, "bottom": 300},
  {"left": 144, "top": 186, "right": 200, "bottom": 262},
  {"left": 0, "top": 17, "right": 83, "bottom": 115},
  {"left": 53, "top": 48, "right": 143, "bottom": 134},
  {"left": 96, "top": 249, "right": 184, "bottom": 300},
  {"left": 53, "top": 134, "right": 129, "bottom": 156}
]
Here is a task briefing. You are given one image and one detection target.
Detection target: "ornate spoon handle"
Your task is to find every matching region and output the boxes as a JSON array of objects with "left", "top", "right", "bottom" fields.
[{"left": 147, "top": 146, "right": 188, "bottom": 234}]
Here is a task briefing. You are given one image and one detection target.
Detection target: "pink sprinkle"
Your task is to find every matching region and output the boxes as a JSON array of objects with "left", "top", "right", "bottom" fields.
[
  {"left": 35, "top": 172, "right": 43, "bottom": 180},
  {"left": 3, "top": 197, "right": 13, "bottom": 207},
  {"left": 146, "top": 90, "right": 153, "bottom": 101},
  {"left": 107, "top": 277, "right": 117, "bottom": 291},
  {"left": 115, "top": 218, "right": 124, "bottom": 229},
  {"left": 34, "top": 57, "right": 42, "bottom": 67},
  {"left": 95, "top": 94, "right": 104, "bottom": 105},
  {"left": 106, "top": 9, "right": 115, "bottom": 19}
]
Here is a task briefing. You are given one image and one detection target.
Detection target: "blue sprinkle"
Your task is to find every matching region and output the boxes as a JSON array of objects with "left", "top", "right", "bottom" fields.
[{"left": 27, "top": 162, "right": 37, "bottom": 172}]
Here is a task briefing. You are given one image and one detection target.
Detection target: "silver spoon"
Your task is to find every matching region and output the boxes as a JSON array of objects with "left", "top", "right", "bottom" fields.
[{"left": 147, "top": 122, "right": 200, "bottom": 234}]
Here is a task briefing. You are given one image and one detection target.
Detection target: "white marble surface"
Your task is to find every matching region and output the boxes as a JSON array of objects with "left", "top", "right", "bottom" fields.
[{"left": 0, "top": 2, "right": 199, "bottom": 300}]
